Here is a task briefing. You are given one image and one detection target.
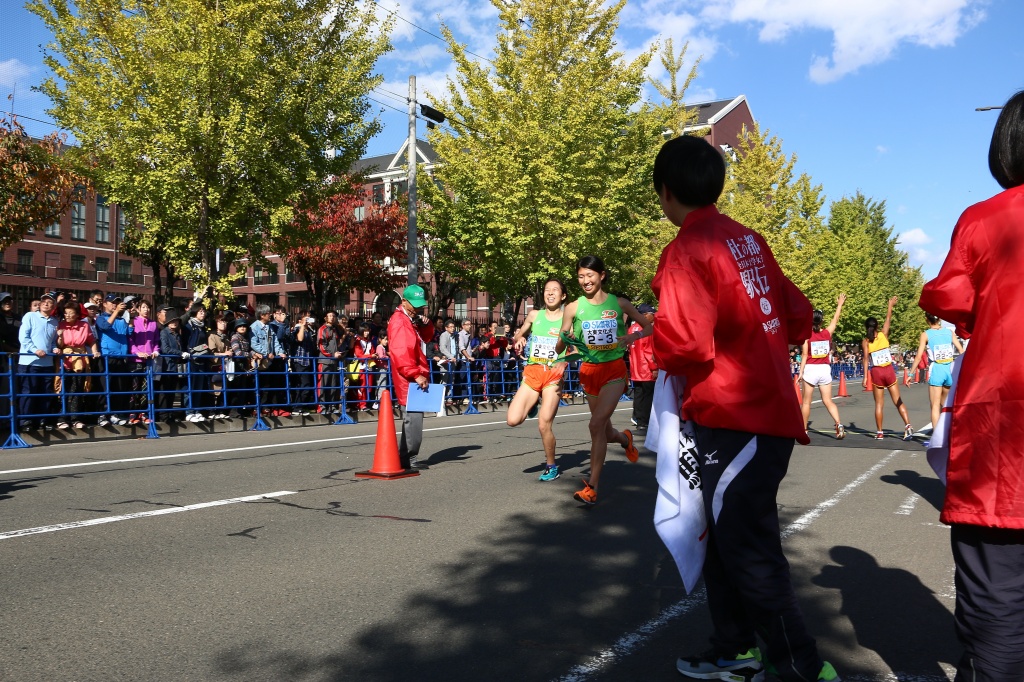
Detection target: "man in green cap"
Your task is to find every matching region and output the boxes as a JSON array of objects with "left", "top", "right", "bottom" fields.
[{"left": 386, "top": 284, "right": 436, "bottom": 470}]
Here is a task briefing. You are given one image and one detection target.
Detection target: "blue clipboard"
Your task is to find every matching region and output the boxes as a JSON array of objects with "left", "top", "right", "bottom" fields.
[{"left": 406, "top": 383, "right": 445, "bottom": 413}]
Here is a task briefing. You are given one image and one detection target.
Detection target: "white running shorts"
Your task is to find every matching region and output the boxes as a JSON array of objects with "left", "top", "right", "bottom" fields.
[{"left": 802, "top": 364, "right": 833, "bottom": 387}]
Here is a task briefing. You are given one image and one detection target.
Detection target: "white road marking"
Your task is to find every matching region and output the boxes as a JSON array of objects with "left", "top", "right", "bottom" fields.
[
  {"left": 0, "top": 408, "right": 627, "bottom": 477},
  {"left": 0, "top": 491, "right": 296, "bottom": 541},
  {"left": 896, "top": 494, "right": 920, "bottom": 515},
  {"left": 554, "top": 450, "right": 902, "bottom": 682}
]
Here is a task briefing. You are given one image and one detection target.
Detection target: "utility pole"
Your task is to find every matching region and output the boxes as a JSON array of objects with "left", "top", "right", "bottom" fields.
[{"left": 407, "top": 75, "right": 418, "bottom": 286}]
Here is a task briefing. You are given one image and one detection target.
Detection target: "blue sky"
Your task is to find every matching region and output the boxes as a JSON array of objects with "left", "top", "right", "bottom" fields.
[{"left": 3, "top": 0, "right": 1022, "bottom": 279}]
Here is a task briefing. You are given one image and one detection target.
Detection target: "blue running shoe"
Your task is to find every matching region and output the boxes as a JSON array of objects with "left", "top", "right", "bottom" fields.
[
  {"left": 527, "top": 403, "right": 540, "bottom": 419},
  {"left": 538, "top": 464, "right": 560, "bottom": 481},
  {"left": 676, "top": 647, "right": 763, "bottom": 681}
]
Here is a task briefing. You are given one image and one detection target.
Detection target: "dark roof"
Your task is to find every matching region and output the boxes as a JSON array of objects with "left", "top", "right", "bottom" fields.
[
  {"left": 685, "top": 96, "right": 745, "bottom": 126},
  {"left": 349, "top": 139, "right": 438, "bottom": 176}
]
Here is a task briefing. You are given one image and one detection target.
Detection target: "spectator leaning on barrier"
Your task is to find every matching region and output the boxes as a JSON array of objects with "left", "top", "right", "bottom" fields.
[
  {"left": 387, "top": 284, "right": 434, "bottom": 470},
  {"left": 17, "top": 291, "right": 59, "bottom": 430},
  {"left": 0, "top": 292, "right": 19, "bottom": 420},
  {"left": 628, "top": 303, "right": 658, "bottom": 431},
  {"left": 316, "top": 311, "right": 344, "bottom": 414},
  {"left": 157, "top": 316, "right": 186, "bottom": 422},
  {"left": 56, "top": 300, "right": 100, "bottom": 430},
  {"left": 128, "top": 299, "right": 160, "bottom": 424},
  {"left": 180, "top": 302, "right": 212, "bottom": 422},
  {"left": 228, "top": 318, "right": 255, "bottom": 417},
  {"left": 95, "top": 293, "right": 132, "bottom": 426},
  {"left": 207, "top": 313, "right": 232, "bottom": 420},
  {"left": 288, "top": 311, "right": 317, "bottom": 416}
]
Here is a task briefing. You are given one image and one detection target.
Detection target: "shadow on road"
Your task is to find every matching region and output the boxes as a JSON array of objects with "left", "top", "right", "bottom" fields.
[
  {"left": 879, "top": 469, "right": 946, "bottom": 512},
  {"left": 811, "top": 545, "right": 957, "bottom": 678},
  {"left": 210, "top": 459, "right": 680, "bottom": 681}
]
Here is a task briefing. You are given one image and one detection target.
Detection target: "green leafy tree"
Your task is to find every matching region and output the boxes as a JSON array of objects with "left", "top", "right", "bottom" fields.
[
  {"left": 30, "top": 0, "right": 393, "bottom": 297},
  {"left": 0, "top": 113, "right": 87, "bottom": 248},
  {"left": 824, "top": 193, "right": 924, "bottom": 347},
  {"left": 719, "top": 123, "right": 832, "bottom": 303},
  {"left": 420, "top": 0, "right": 664, "bottom": 305},
  {"left": 648, "top": 38, "right": 707, "bottom": 139}
]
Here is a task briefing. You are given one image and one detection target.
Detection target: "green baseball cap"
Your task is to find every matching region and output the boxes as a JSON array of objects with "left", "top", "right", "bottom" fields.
[{"left": 402, "top": 284, "right": 428, "bottom": 309}]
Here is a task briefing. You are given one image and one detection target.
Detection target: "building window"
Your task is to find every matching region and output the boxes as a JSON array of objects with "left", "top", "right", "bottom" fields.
[
  {"left": 455, "top": 291, "right": 468, "bottom": 319},
  {"left": 70, "top": 255, "right": 86, "bottom": 277},
  {"left": 17, "top": 250, "right": 34, "bottom": 274},
  {"left": 390, "top": 180, "right": 408, "bottom": 202},
  {"left": 353, "top": 205, "right": 365, "bottom": 222},
  {"left": 96, "top": 196, "right": 110, "bottom": 243},
  {"left": 45, "top": 220, "right": 60, "bottom": 237},
  {"left": 71, "top": 201, "right": 86, "bottom": 240},
  {"left": 95, "top": 257, "right": 109, "bottom": 272},
  {"left": 372, "top": 184, "right": 384, "bottom": 205},
  {"left": 117, "top": 259, "right": 132, "bottom": 279},
  {"left": 117, "top": 209, "right": 126, "bottom": 242}
]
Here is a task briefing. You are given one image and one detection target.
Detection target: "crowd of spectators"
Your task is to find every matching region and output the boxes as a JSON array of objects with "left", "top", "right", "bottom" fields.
[{"left": 0, "top": 288, "right": 542, "bottom": 433}]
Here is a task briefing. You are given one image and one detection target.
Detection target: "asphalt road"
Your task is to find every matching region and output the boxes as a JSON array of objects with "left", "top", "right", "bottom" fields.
[{"left": 0, "top": 381, "right": 958, "bottom": 682}]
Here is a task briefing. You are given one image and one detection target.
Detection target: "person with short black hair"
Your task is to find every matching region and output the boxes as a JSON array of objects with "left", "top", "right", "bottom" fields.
[
  {"left": 919, "top": 89, "right": 1024, "bottom": 681},
  {"left": 651, "top": 135, "right": 837, "bottom": 682}
]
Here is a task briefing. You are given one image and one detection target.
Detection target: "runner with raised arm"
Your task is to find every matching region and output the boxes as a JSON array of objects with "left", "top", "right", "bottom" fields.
[
  {"left": 797, "top": 293, "right": 847, "bottom": 439},
  {"left": 861, "top": 296, "right": 913, "bottom": 440}
]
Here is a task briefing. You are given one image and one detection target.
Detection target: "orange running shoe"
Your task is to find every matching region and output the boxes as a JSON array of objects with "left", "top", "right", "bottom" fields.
[
  {"left": 574, "top": 479, "right": 597, "bottom": 505},
  {"left": 623, "top": 429, "right": 639, "bottom": 463}
]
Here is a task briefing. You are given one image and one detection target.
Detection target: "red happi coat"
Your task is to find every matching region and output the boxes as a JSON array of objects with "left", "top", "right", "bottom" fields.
[
  {"left": 919, "top": 185, "right": 1024, "bottom": 529},
  {"left": 651, "top": 205, "right": 812, "bottom": 444},
  {"left": 387, "top": 308, "right": 434, "bottom": 406}
]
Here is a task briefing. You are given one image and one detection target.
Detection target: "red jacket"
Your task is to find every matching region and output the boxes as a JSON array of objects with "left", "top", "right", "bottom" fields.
[
  {"left": 919, "top": 185, "right": 1024, "bottom": 529},
  {"left": 651, "top": 205, "right": 812, "bottom": 444},
  {"left": 627, "top": 321, "right": 657, "bottom": 382},
  {"left": 387, "top": 308, "right": 434, "bottom": 406}
]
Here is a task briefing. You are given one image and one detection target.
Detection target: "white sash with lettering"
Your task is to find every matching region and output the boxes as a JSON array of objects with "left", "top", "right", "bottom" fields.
[
  {"left": 927, "top": 351, "right": 965, "bottom": 484},
  {"left": 646, "top": 372, "right": 707, "bottom": 593}
]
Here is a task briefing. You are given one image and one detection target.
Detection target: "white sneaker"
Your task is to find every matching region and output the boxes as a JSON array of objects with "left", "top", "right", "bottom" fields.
[
  {"left": 185, "top": 413, "right": 197, "bottom": 422},
  {"left": 97, "top": 416, "right": 110, "bottom": 426},
  {"left": 214, "top": 413, "right": 228, "bottom": 420},
  {"left": 111, "top": 416, "right": 126, "bottom": 426},
  {"left": 193, "top": 414, "right": 206, "bottom": 422}
]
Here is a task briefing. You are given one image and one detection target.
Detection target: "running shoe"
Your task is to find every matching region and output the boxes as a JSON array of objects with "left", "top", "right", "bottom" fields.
[
  {"left": 56, "top": 422, "right": 69, "bottom": 430},
  {"left": 903, "top": 424, "right": 914, "bottom": 441},
  {"left": 835, "top": 423, "right": 846, "bottom": 440},
  {"left": 874, "top": 431, "right": 885, "bottom": 440},
  {"left": 97, "top": 416, "right": 110, "bottom": 427},
  {"left": 630, "top": 416, "right": 637, "bottom": 426},
  {"left": 127, "top": 414, "right": 141, "bottom": 425},
  {"left": 111, "top": 416, "right": 127, "bottom": 426},
  {"left": 527, "top": 403, "right": 540, "bottom": 419},
  {"left": 818, "top": 662, "right": 840, "bottom": 681},
  {"left": 623, "top": 429, "right": 639, "bottom": 463},
  {"left": 538, "top": 464, "right": 560, "bottom": 481},
  {"left": 574, "top": 479, "right": 597, "bottom": 505},
  {"left": 73, "top": 421, "right": 85, "bottom": 429},
  {"left": 676, "top": 647, "right": 763, "bottom": 681}
]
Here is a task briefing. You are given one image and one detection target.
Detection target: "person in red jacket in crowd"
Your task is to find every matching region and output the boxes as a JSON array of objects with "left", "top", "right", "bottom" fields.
[
  {"left": 627, "top": 303, "right": 657, "bottom": 431},
  {"left": 919, "top": 90, "right": 1024, "bottom": 681},
  {"left": 651, "top": 134, "right": 838, "bottom": 682},
  {"left": 387, "top": 284, "right": 435, "bottom": 470}
]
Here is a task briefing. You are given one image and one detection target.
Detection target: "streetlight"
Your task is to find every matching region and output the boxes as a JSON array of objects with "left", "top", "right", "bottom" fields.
[{"left": 975, "top": 106, "right": 1003, "bottom": 111}]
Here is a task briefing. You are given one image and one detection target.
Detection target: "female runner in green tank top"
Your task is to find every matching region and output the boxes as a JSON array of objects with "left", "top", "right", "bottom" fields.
[
  {"left": 555, "top": 255, "right": 653, "bottom": 505},
  {"left": 508, "top": 279, "right": 570, "bottom": 481}
]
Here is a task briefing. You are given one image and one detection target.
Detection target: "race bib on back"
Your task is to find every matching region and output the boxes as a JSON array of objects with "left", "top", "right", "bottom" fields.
[
  {"left": 934, "top": 343, "right": 955, "bottom": 363},
  {"left": 871, "top": 347, "right": 892, "bottom": 367},
  {"left": 810, "top": 340, "right": 830, "bottom": 359}
]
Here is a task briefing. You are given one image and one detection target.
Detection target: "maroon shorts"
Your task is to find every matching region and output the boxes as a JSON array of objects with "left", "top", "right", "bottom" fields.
[{"left": 870, "top": 364, "right": 898, "bottom": 388}]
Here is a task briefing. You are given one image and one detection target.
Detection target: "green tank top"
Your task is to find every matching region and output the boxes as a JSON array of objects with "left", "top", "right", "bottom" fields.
[
  {"left": 572, "top": 295, "right": 625, "bottom": 364},
  {"left": 527, "top": 310, "right": 565, "bottom": 365}
]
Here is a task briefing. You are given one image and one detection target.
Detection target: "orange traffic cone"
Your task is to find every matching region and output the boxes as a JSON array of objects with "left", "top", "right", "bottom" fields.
[
  {"left": 864, "top": 368, "right": 874, "bottom": 392},
  {"left": 794, "top": 375, "right": 802, "bottom": 401},
  {"left": 355, "top": 389, "right": 420, "bottom": 480},
  {"left": 837, "top": 370, "right": 850, "bottom": 397}
]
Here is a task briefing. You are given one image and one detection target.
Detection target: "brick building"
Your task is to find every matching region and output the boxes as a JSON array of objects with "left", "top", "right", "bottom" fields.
[{"left": 0, "top": 189, "right": 192, "bottom": 314}]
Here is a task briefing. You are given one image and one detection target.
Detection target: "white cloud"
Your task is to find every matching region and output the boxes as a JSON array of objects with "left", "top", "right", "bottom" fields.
[
  {"left": 897, "top": 227, "right": 932, "bottom": 247},
  {"left": 0, "top": 58, "right": 35, "bottom": 90},
  {"left": 876, "top": 145, "right": 888, "bottom": 154},
  {"left": 697, "top": 0, "right": 986, "bottom": 83}
]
